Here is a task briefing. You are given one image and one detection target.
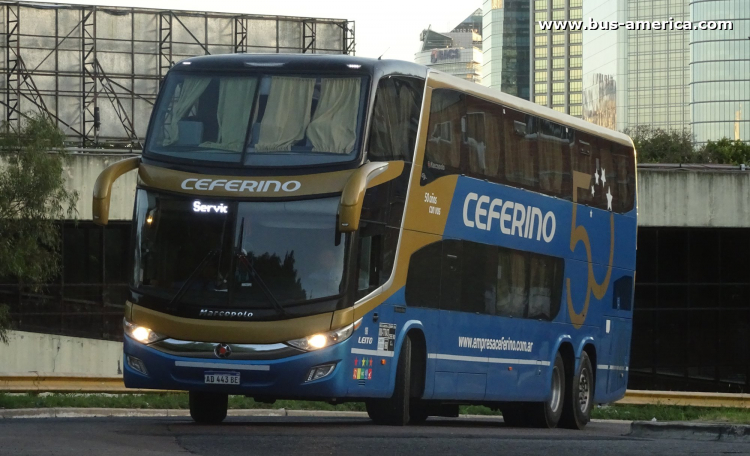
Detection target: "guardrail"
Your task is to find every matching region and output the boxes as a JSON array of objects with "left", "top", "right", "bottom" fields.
[{"left": 1, "top": 374, "right": 749, "bottom": 408}]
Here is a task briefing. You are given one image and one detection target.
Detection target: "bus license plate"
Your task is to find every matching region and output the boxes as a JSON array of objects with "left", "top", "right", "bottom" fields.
[{"left": 204, "top": 371, "right": 240, "bottom": 385}]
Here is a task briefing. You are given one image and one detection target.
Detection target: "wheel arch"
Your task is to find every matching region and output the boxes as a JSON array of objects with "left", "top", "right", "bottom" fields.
[{"left": 386, "top": 320, "right": 426, "bottom": 396}]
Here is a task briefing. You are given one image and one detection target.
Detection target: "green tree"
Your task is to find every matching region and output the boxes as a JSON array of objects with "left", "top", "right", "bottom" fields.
[
  {"left": 624, "top": 125, "right": 699, "bottom": 164},
  {"left": 0, "top": 115, "right": 78, "bottom": 343},
  {"left": 701, "top": 138, "right": 750, "bottom": 166}
]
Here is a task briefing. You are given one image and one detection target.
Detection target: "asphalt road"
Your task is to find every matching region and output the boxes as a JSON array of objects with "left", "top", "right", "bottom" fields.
[{"left": 1, "top": 416, "right": 749, "bottom": 456}]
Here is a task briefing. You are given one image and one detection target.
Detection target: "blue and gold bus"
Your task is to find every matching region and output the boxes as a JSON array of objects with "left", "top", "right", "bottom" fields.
[{"left": 93, "top": 54, "right": 636, "bottom": 427}]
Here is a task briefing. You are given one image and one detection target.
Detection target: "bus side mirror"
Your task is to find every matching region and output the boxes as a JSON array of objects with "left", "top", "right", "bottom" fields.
[
  {"left": 338, "top": 161, "right": 404, "bottom": 232},
  {"left": 92, "top": 156, "right": 140, "bottom": 226}
]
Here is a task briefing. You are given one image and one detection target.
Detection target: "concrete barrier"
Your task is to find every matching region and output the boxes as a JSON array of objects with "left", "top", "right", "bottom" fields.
[
  {"left": 1, "top": 373, "right": 750, "bottom": 408},
  {"left": 0, "top": 331, "right": 123, "bottom": 377}
]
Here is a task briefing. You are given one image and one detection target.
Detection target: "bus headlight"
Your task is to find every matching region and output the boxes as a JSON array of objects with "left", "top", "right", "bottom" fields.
[
  {"left": 123, "top": 318, "right": 165, "bottom": 344},
  {"left": 287, "top": 318, "right": 362, "bottom": 351}
]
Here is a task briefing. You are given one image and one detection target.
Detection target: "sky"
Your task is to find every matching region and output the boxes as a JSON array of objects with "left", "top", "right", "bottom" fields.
[{"left": 31, "top": 0, "right": 482, "bottom": 61}]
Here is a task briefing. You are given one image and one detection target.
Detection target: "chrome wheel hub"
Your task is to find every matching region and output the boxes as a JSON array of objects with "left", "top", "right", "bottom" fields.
[
  {"left": 549, "top": 365, "right": 562, "bottom": 413},
  {"left": 578, "top": 368, "right": 591, "bottom": 412}
]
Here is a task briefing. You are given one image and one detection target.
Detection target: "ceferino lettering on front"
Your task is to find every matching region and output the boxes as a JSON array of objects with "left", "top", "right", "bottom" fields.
[{"left": 181, "top": 178, "right": 301, "bottom": 193}]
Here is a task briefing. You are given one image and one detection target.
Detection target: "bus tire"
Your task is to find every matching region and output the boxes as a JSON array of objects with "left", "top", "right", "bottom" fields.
[
  {"left": 501, "top": 403, "right": 530, "bottom": 427},
  {"left": 365, "top": 335, "right": 412, "bottom": 426},
  {"left": 522, "top": 352, "right": 565, "bottom": 428},
  {"left": 409, "top": 400, "right": 429, "bottom": 425},
  {"left": 560, "top": 351, "right": 594, "bottom": 430},
  {"left": 189, "top": 391, "right": 228, "bottom": 424}
]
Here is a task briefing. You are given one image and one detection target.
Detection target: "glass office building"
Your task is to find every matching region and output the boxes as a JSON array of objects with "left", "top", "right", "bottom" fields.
[
  {"left": 482, "top": 0, "right": 531, "bottom": 99},
  {"left": 581, "top": 0, "right": 628, "bottom": 130},
  {"left": 626, "top": 0, "right": 691, "bottom": 133},
  {"left": 690, "top": 0, "right": 750, "bottom": 144},
  {"left": 532, "top": 0, "right": 583, "bottom": 117}
]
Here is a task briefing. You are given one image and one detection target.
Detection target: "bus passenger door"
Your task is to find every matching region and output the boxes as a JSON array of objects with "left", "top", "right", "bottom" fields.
[
  {"left": 433, "top": 239, "right": 488, "bottom": 401},
  {"left": 604, "top": 274, "right": 634, "bottom": 397}
]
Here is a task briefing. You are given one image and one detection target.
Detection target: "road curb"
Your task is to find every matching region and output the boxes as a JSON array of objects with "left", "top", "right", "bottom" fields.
[
  {"left": 0, "top": 408, "right": 637, "bottom": 423},
  {"left": 630, "top": 421, "right": 750, "bottom": 442}
]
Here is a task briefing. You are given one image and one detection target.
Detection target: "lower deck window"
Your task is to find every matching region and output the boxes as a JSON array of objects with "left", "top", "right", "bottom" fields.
[{"left": 405, "top": 239, "right": 563, "bottom": 321}]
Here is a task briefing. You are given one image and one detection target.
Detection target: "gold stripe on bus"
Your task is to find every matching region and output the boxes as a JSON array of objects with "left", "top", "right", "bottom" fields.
[
  {"left": 137, "top": 161, "right": 405, "bottom": 199},
  {"left": 426, "top": 71, "right": 635, "bottom": 149},
  {"left": 398, "top": 86, "right": 456, "bottom": 236},
  {"left": 129, "top": 303, "right": 353, "bottom": 344}
]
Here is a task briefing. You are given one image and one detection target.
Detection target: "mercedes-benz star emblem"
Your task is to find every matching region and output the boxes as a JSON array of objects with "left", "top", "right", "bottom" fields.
[{"left": 214, "top": 343, "right": 232, "bottom": 359}]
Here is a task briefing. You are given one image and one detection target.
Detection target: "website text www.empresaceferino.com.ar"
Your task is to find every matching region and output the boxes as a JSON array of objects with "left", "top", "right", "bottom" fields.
[
  {"left": 458, "top": 336, "right": 534, "bottom": 353},
  {"left": 539, "top": 17, "right": 733, "bottom": 31}
]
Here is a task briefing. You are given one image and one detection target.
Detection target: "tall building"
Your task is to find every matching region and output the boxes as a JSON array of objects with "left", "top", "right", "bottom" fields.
[
  {"left": 532, "top": 0, "right": 583, "bottom": 116},
  {"left": 481, "top": 0, "right": 531, "bottom": 99},
  {"left": 581, "top": 0, "right": 691, "bottom": 132},
  {"left": 415, "top": 9, "right": 483, "bottom": 83},
  {"left": 625, "top": 0, "right": 691, "bottom": 133},
  {"left": 690, "top": 0, "right": 750, "bottom": 144}
]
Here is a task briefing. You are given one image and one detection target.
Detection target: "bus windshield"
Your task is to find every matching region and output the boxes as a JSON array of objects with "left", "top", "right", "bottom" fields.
[
  {"left": 145, "top": 72, "right": 368, "bottom": 166},
  {"left": 132, "top": 190, "right": 348, "bottom": 317}
]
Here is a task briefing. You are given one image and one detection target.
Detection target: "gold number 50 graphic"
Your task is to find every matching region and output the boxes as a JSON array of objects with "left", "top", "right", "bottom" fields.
[{"left": 566, "top": 171, "right": 615, "bottom": 329}]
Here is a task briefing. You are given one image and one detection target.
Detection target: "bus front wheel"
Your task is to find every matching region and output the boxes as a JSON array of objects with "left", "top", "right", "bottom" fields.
[
  {"left": 189, "top": 391, "right": 228, "bottom": 424},
  {"left": 366, "top": 335, "right": 414, "bottom": 426},
  {"left": 560, "top": 351, "right": 594, "bottom": 429}
]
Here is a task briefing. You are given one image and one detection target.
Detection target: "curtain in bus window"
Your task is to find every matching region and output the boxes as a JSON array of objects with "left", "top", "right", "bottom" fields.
[
  {"left": 570, "top": 134, "right": 595, "bottom": 204},
  {"left": 255, "top": 77, "right": 315, "bottom": 151},
  {"left": 460, "top": 241, "right": 498, "bottom": 315},
  {"left": 483, "top": 108, "right": 503, "bottom": 181},
  {"left": 503, "top": 113, "right": 537, "bottom": 188},
  {"left": 425, "top": 90, "right": 463, "bottom": 173},
  {"left": 162, "top": 76, "right": 211, "bottom": 146},
  {"left": 199, "top": 77, "right": 258, "bottom": 152},
  {"left": 613, "top": 150, "right": 634, "bottom": 212},
  {"left": 528, "top": 255, "right": 558, "bottom": 320},
  {"left": 496, "top": 249, "right": 527, "bottom": 318},
  {"left": 538, "top": 120, "right": 564, "bottom": 194},
  {"left": 307, "top": 78, "right": 361, "bottom": 154},
  {"left": 466, "top": 112, "right": 487, "bottom": 175},
  {"left": 368, "top": 78, "right": 423, "bottom": 161}
]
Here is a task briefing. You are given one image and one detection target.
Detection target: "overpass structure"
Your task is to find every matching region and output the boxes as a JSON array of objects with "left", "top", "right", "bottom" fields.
[{"left": 0, "top": 1, "right": 355, "bottom": 147}]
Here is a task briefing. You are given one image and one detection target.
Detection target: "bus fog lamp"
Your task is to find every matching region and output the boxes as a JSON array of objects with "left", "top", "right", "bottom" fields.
[
  {"left": 305, "top": 363, "right": 336, "bottom": 382},
  {"left": 126, "top": 355, "right": 149, "bottom": 375}
]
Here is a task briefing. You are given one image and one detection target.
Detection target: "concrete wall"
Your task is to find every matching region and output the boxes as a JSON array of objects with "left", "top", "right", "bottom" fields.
[
  {"left": 67, "top": 155, "right": 750, "bottom": 228},
  {"left": 0, "top": 331, "right": 122, "bottom": 377},
  {"left": 65, "top": 153, "right": 138, "bottom": 222},
  {"left": 638, "top": 168, "right": 750, "bottom": 227}
]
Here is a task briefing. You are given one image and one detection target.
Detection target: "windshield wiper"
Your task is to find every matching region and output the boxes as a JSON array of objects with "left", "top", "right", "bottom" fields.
[
  {"left": 235, "top": 252, "right": 287, "bottom": 317},
  {"left": 168, "top": 248, "right": 219, "bottom": 307},
  {"left": 235, "top": 217, "right": 287, "bottom": 317}
]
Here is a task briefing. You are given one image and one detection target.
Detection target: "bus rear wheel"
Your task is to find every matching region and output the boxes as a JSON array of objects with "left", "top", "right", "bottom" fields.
[
  {"left": 504, "top": 352, "right": 565, "bottom": 428},
  {"left": 366, "top": 336, "right": 413, "bottom": 426},
  {"left": 560, "top": 351, "right": 594, "bottom": 429},
  {"left": 189, "top": 391, "right": 228, "bottom": 424}
]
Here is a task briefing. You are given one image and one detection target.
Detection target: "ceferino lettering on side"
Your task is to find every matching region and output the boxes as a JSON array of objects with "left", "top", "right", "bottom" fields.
[{"left": 462, "top": 192, "right": 556, "bottom": 243}]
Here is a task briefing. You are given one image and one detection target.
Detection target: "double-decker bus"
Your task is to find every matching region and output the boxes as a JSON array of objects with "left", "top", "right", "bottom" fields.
[{"left": 93, "top": 54, "right": 636, "bottom": 427}]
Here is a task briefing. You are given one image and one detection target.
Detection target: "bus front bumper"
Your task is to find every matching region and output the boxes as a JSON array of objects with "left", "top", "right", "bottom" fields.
[{"left": 122, "top": 335, "right": 352, "bottom": 399}]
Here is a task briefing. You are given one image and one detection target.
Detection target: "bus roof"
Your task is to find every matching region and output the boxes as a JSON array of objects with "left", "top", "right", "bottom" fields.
[{"left": 172, "top": 53, "right": 429, "bottom": 80}]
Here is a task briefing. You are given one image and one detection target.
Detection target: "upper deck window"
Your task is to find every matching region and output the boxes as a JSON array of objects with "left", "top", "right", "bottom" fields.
[{"left": 146, "top": 72, "right": 368, "bottom": 167}]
